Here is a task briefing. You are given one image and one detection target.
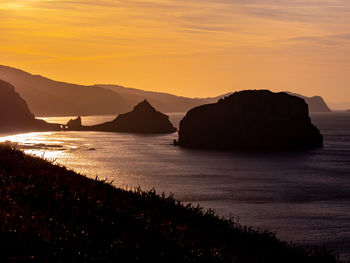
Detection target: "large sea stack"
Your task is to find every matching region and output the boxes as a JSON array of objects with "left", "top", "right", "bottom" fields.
[
  {"left": 0, "top": 79, "right": 60, "bottom": 132},
  {"left": 76, "top": 100, "right": 177, "bottom": 134},
  {"left": 177, "top": 90, "right": 323, "bottom": 151}
]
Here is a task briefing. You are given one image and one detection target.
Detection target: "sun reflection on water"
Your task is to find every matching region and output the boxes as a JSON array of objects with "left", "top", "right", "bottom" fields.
[
  {"left": 23, "top": 149, "right": 64, "bottom": 161},
  {"left": 0, "top": 131, "right": 56, "bottom": 144},
  {"left": 0, "top": 131, "right": 66, "bottom": 160},
  {"left": 0, "top": 130, "right": 130, "bottom": 185}
]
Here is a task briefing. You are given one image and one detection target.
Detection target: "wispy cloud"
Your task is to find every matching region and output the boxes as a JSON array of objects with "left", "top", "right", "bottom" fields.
[
  {"left": 2, "top": 0, "right": 350, "bottom": 43},
  {"left": 1, "top": 0, "right": 350, "bottom": 100}
]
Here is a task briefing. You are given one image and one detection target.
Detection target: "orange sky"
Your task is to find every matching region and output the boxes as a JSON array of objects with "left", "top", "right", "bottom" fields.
[{"left": 1, "top": 0, "right": 350, "bottom": 102}]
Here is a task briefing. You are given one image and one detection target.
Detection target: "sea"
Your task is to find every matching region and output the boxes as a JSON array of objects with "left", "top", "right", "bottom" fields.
[{"left": 0, "top": 112, "right": 349, "bottom": 261}]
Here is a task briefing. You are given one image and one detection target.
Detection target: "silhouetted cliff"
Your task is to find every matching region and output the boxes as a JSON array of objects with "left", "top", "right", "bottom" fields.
[
  {"left": 177, "top": 90, "right": 323, "bottom": 151},
  {"left": 307, "top": 96, "right": 331, "bottom": 112},
  {"left": 287, "top": 92, "right": 331, "bottom": 112},
  {"left": 0, "top": 80, "right": 60, "bottom": 132}
]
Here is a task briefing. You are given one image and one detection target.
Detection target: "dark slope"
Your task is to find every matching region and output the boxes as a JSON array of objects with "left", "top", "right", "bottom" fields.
[{"left": 0, "top": 145, "right": 340, "bottom": 262}]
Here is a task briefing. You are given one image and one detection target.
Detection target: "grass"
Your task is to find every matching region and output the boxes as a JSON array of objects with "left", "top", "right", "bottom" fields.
[{"left": 0, "top": 145, "right": 341, "bottom": 262}]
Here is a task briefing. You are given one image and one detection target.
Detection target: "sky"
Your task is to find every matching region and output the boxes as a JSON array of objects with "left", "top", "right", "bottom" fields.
[{"left": 1, "top": 0, "right": 350, "bottom": 102}]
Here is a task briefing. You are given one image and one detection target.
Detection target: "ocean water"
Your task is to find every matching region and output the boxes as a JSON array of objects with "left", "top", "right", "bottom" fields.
[{"left": 1, "top": 112, "right": 350, "bottom": 260}]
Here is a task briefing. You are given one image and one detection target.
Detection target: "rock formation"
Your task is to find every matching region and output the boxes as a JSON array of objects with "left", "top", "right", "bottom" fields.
[
  {"left": 70, "top": 100, "right": 177, "bottom": 134},
  {"left": 110, "top": 100, "right": 176, "bottom": 133},
  {"left": 177, "top": 90, "right": 323, "bottom": 151},
  {"left": 0, "top": 79, "right": 60, "bottom": 132},
  {"left": 66, "top": 116, "right": 82, "bottom": 129}
]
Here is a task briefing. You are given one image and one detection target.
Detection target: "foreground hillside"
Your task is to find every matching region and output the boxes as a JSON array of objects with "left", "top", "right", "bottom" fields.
[{"left": 0, "top": 145, "right": 339, "bottom": 262}]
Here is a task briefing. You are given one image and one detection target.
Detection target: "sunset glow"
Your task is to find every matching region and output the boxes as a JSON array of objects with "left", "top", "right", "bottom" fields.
[{"left": 1, "top": 0, "right": 350, "bottom": 101}]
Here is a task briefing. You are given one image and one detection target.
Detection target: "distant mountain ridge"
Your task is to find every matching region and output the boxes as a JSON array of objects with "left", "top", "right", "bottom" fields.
[
  {"left": 95, "top": 84, "right": 220, "bottom": 113},
  {"left": 0, "top": 65, "right": 131, "bottom": 116},
  {"left": 0, "top": 65, "right": 332, "bottom": 116},
  {"left": 0, "top": 65, "right": 220, "bottom": 116},
  {"left": 286, "top": 92, "right": 331, "bottom": 112}
]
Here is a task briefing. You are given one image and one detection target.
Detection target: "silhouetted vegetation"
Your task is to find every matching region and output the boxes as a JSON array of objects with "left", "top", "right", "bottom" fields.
[{"left": 0, "top": 145, "right": 340, "bottom": 262}]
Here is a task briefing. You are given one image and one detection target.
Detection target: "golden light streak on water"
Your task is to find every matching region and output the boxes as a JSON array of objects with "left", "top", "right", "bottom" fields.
[{"left": 0, "top": 131, "right": 68, "bottom": 161}]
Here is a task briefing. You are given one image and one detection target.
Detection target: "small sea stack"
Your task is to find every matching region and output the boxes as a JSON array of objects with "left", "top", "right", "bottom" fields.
[
  {"left": 91, "top": 100, "right": 177, "bottom": 134},
  {"left": 66, "top": 116, "right": 82, "bottom": 130},
  {"left": 177, "top": 90, "right": 323, "bottom": 151}
]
